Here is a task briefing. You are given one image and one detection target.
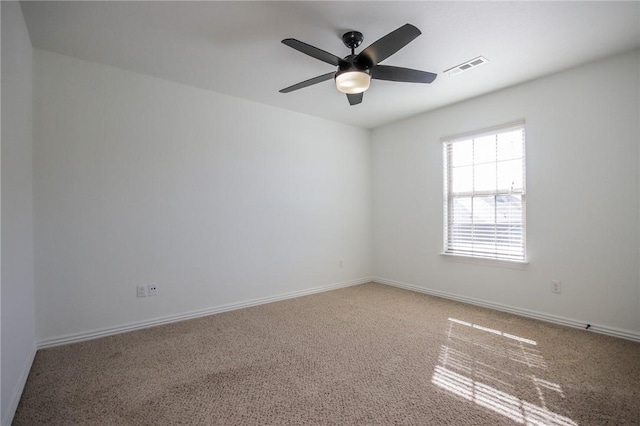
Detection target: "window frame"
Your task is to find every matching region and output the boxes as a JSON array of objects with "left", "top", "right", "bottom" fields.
[{"left": 442, "top": 121, "right": 527, "bottom": 263}]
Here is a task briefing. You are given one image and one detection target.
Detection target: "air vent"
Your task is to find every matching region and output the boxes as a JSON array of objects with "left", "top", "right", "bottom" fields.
[{"left": 444, "top": 56, "right": 488, "bottom": 76}]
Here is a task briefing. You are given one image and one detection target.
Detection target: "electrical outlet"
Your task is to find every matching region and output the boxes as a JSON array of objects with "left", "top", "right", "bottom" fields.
[
  {"left": 551, "top": 280, "right": 562, "bottom": 294},
  {"left": 148, "top": 283, "right": 158, "bottom": 296},
  {"left": 339, "top": 259, "right": 344, "bottom": 268},
  {"left": 137, "top": 285, "right": 147, "bottom": 298}
]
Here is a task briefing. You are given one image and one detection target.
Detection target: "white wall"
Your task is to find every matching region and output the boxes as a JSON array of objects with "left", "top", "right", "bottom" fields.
[
  {"left": 372, "top": 50, "right": 640, "bottom": 336},
  {"left": 1, "top": 2, "right": 37, "bottom": 424},
  {"left": 33, "top": 50, "right": 372, "bottom": 342}
]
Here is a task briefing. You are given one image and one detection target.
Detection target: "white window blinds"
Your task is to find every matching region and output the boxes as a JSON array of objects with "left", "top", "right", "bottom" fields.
[{"left": 443, "top": 122, "right": 526, "bottom": 262}]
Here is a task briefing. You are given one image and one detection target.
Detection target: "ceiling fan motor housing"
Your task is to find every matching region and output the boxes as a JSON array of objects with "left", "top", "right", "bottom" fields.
[
  {"left": 335, "top": 53, "right": 371, "bottom": 94},
  {"left": 338, "top": 54, "right": 370, "bottom": 72}
]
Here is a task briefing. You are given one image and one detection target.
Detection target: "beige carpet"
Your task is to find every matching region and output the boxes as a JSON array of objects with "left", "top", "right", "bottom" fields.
[{"left": 13, "top": 283, "right": 640, "bottom": 425}]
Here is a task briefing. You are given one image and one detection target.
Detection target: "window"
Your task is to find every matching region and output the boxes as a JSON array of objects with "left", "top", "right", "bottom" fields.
[{"left": 443, "top": 121, "right": 526, "bottom": 262}]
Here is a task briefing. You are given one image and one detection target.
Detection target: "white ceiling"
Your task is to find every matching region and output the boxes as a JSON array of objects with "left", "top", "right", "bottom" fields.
[{"left": 21, "top": 1, "right": 640, "bottom": 129}]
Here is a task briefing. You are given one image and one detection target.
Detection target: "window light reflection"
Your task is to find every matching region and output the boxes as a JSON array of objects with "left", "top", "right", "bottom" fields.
[{"left": 431, "top": 318, "right": 577, "bottom": 426}]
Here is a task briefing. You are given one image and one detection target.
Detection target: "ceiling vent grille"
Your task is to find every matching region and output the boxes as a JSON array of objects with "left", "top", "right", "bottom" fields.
[{"left": 444, "top": 56, "right": 488, "bottom": 76}]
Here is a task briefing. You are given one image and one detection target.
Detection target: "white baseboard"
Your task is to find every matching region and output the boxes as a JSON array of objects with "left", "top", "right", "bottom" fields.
[
  {"left": 374, "top": 277, "right": 640, "bottom": 343},
  {"left": 2, "top": 343, "right": 37, "bottom": 426},
  {"left": 37, "top": 277, "right": 372, "bottom": 349},
  {"left": 36, "top": 275, "right": 638, "bottom": 349}
]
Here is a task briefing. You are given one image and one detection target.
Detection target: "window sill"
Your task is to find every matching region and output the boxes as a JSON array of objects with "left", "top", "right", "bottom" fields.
[{"left": 440, "top": 252, "right": 529, "bottom": 269}]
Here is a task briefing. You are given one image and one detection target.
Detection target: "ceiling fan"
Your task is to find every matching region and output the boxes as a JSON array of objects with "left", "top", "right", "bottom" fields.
[{"left": 279, "top": 23, "right": 437, "bottom": 106}]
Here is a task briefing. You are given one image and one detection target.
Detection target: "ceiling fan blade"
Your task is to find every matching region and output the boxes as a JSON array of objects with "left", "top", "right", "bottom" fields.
[
  {"left": 282, "top": 39, "right": 346, "bottom": 67},
  {"left": 372, "top": 65, "right": 437, "bottom": 83},
  {"left": 279, "top": 72, "right": 335, "bottom": 93},
  {"left": 356, "top": 24, "right": 421, "bottom": 67},
  {"left": 347, "top": 93, "right": 363, "bottom": 106}
]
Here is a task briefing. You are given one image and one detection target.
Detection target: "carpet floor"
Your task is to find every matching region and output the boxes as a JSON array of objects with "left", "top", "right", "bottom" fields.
[{"left": 13, "top": 283, "right": 640, "bottom": 425}]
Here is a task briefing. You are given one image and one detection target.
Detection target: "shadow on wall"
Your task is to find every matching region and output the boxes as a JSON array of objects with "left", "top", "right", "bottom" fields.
[{"left": 431, "top": 317, "right": 577, "bottom": 426}]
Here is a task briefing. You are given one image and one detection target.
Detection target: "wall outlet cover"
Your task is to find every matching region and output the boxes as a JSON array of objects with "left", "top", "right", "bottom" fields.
[
  {"left": 148, "top": 283, "right": 158, "bottom": 296},
  {"left": 137, "top": 285, "right": 147, "bottom": 297}
]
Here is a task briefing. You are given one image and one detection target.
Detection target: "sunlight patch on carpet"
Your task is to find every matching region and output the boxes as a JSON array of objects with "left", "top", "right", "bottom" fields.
[{"left": 431, "top": 318, "right": 577, "bottom": 426}]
